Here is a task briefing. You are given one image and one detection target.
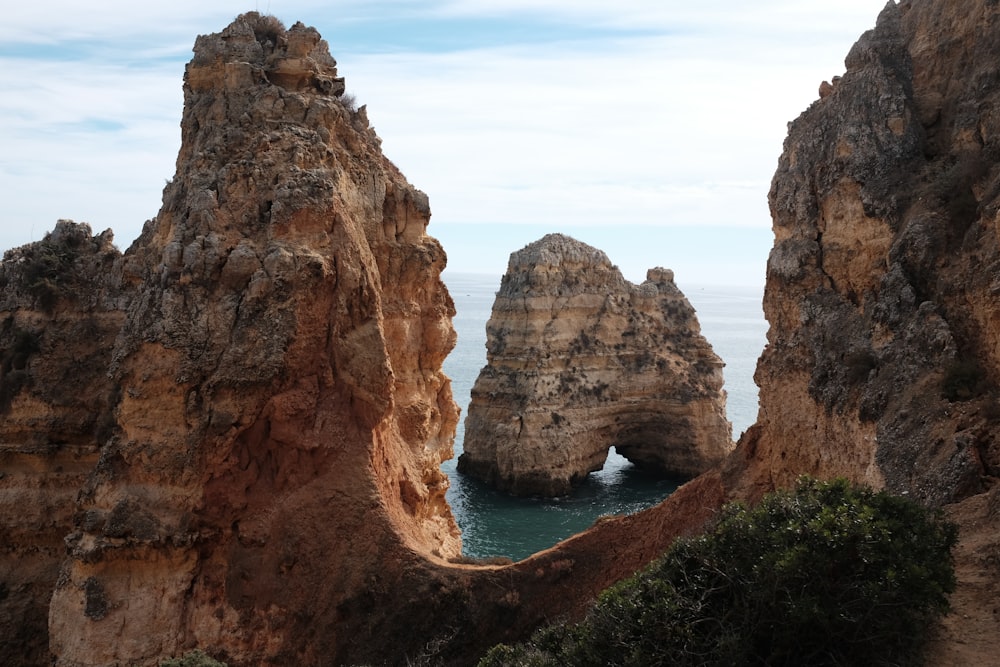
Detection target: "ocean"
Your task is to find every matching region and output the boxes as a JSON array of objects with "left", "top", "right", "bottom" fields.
[{"left": 440, "top": 272, "right": 767, "bottom": 561}]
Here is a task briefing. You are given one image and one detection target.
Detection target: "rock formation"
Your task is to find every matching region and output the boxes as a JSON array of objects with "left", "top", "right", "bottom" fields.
[
  {"left": 2, "top": 14, "right": 722, "bottom": 667},
  {"left": 744, "top": 0, "right": 1000, "bottom": 505},
  {"left": 4, "top": 1, "right": 1000, "bottom": 664},
  {"left": 458, "top": 234, "right": 732, "bottom": 496},
  {"left": 2, "top": 15, "right": 718, "bottom": 667},
  {"left": 0, "top": 221, "right": 125, "bottom": 666},
  {"left": 1, "top": 12, "right": 463, "bottom": 666},
  {"left": 727, "top": 1, "right": 1000, "bottom": 660}
]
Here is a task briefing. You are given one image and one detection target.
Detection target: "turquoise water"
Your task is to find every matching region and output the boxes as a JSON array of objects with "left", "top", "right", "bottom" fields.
[{"left": 440, "top": 272, "right": 767, "bottom": 561}]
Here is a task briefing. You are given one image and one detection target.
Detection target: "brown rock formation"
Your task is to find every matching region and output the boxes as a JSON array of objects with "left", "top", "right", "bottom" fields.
[
  {"left": 5, "top": 2, "right": 1000, "bottom": 664},
  {"left": 0, "top": 222, "right": 125, "bottom": 666},
  {"left": 34, "top": 13, "right": 462, "bottom": 665},
  {"left": 458, "top": 234, "right": 732, "bottom": 496},
  {"left": 1, "top": 14, "right": 722, "bottom": 667},
  {"left": 726, "top": 0, "right": 1000, "bottom": 660},
  {"left": 0, "top": 16, "right": 743, "bottom": 667},
  {"left": 747, "top": 0, "right": 1000, "bottom": 505}
]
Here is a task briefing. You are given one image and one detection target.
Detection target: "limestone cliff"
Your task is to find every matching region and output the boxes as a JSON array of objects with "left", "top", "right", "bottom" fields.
[
  {"left": 1, "top": 14, "right": 725, "bottom": 667},
  {"left": 33, "top": 13, "right": 461, "bottom": 665},
  {"left": 6, "top": 2, "right": 1000, "bottom": 664},
  {"left": 743, "top": 0, "right": 1000, "bottom": 503},
  {"left": 729, "top": 0, "right": 1000, "bottom": 660},
  {"left": 0, "top": 222, "right": 125, "bottom": 666},
  {"left": 458, "top": 234, "right": 732, "bottom": 496}
]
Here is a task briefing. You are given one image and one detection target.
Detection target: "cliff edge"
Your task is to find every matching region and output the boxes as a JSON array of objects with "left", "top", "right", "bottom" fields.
[
  {"left": 0, "top": 14, "right": 727, "bottom": 666},
  {"left": 0, "top": 222, "right": 125, "bottom": 665},
  {"left": 459, "top": 234, "right": 732, "bottom": 496},
  {"left": 748, "top": 0, "right": 999, "bottom": 504}
]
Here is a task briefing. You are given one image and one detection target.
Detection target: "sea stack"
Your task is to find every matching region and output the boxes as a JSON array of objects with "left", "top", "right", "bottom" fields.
[
  {"left": 458, "top": 234, "right": 733, "bottom": 496},
  {"left": 4, "top": 0, "right": 1000, "bottom": 663}
]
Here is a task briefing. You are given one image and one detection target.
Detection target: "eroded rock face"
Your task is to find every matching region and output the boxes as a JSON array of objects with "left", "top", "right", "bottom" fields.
[
  {"left": 37, "top": 13, "right": 460, "bottom": 666},
  {"left": 1, "top": 15, "right": 724, "bottom": 667},
  {"left": 458, "top": 234, "right": 732, "bottom": 496},
  {"left": 0, "top": 221, "right": 125, "bottom": 666},
  {"left": 6, "top": 2, "right": 1000, "bottom": 664},
  {"left": 727, "top": 2, "right": 1000, "bottom": 659},
  {"left": 3, "top": 14, "right": 728, "bottom": 667},
  {"left": 744, "top": 0, "right": 1000, "bottom": 507}
]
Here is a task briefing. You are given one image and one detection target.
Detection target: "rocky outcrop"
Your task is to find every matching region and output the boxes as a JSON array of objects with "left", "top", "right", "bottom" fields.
[
  {"left": 0, "top": 14, "right": 727, "bottom": 667},
  {"left": 743, "top": 0, "right": 1000, "bottom": 505},
  {"left": 26, "top": 13, "right": 461, "bottom": 666},
  {"left": 0, "top": 221, "right": 125, "bottom": 666},
  {"left": 458, "top": 234, "right": 732, "bottom": 496},
  {"left": 6, "top": 1, "right": 1000, "bottom": 664},
  {"left": 724, "top": 1, "right": 1000, "bottom": 660}
]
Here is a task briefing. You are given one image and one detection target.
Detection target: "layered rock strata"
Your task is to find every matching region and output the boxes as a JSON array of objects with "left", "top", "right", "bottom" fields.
[
  {"left": 458, "top": 234, "right": 732, "bottom": 496},
  {"left": 729, "top": 1, "right": 1000, "bottom": 660},
  {"left": 29, "top": 13, "right": 462, "bottom": 666},
  {"left": 745, "top": 0, "right": 1000, "bottom": 506},
  {"left": 3, "top": 1, "right": 999, "bottom": 664},
  {"left": 0, "top": 221, "right": 125, "bottom": 666},
  {"left": 1, "top": 15, "right": 721, "bottom": 667}
]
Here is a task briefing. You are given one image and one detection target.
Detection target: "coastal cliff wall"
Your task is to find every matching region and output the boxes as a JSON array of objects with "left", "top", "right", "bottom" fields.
[
  {"left": 0, "top": 222, "right": 126, "bottom": 665},
  {"left": 725, "top": 1, "right": 1000, "bottom": 659},
  {"left": 2, "top": 2, "right": 999, "bottom": 664},
  {"left": 742, "top": 0, "right": 1000, "bottom": 504},
  {"left": 20, "top": 14, "right": 462, "bottom": 665},
  {"left": 459, "top": 234, "right": 732, "bottom": 496},
  {"left": 0, "top": 14, "right": 725, "bottom": 667}
]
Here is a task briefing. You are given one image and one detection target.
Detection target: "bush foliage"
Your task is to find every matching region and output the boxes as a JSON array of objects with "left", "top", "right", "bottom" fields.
[
  {"left": 160, "top": 650, "right": 227, "bottom": 667},
  {"left": 481, "top": 478, "right": 957, "bottom": 667}
]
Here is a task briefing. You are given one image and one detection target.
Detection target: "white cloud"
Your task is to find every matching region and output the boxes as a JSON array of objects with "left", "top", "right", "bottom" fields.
[
  {"left": 339, "top": 21, "right": 868, "bottom": 232},
  {"left": 0, "top": 0, "right": 891, "bottom": 283},
  {"left": 0, "top": 56, "right": 181, "bottom": 250}
]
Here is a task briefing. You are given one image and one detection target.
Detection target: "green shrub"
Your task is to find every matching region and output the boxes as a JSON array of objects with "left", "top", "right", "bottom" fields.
[
  {"left": 340, "top": 92, "right": 359, "bottom": 112},
  {"left": 481, "top": 477, "right": 957, "bottom": 667},
  {"left": 0, "top": 328, "right": 40, "bottom": 413},
  {"left": 20, "top": 237, "right": 78, "bottom": 311},
  {"left": 245, "top": 12, "right": 285, "bottom": 48},
  {"left": 160, "top": 650, "right": 227, "bottom": 667},
  {"left": 6, "top": 329, "right": 40, "bottom": 371}
]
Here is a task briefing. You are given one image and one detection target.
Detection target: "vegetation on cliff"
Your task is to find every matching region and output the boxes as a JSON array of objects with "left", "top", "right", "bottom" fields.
[
  {"left": 160, "top": 651, "right": 227, "bottom": 667},
  {"left": 481, "top": 478, "right": 957, "bottom": 666}
]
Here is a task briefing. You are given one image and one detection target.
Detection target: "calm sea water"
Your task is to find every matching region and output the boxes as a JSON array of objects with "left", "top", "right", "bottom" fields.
[{"left": 440, "top": 272, "right": 767, "bottom": 561}]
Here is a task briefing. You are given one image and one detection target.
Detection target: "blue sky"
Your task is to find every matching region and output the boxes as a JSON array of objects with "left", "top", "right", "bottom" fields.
[{"left": 1, "top": 1, "right": 891, "bottom": 287}]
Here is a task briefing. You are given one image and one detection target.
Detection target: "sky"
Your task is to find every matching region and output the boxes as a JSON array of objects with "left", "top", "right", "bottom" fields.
[{"left": 1, "top": 1, "right": 893, "bottom": 288}]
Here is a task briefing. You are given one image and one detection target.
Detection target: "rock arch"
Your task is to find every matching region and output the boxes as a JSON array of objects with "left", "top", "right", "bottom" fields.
[{"left": 458, "top": 234, "right": 733, "bottom": 497}]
